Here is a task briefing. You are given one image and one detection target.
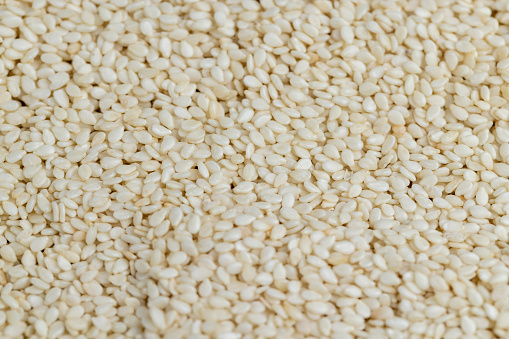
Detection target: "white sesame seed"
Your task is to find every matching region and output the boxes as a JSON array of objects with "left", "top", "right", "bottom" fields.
[{"left": 0, "top": 1, "right": 506, "bottom": 338}]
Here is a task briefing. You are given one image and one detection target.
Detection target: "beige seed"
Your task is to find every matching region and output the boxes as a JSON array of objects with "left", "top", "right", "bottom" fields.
[{"left": 0, "top": 1, "right": 506, "bottom": 338}]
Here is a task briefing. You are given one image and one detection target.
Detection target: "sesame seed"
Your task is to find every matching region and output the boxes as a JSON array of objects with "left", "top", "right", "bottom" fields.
[{"left": 0, "top": 1, "right": 507, "bottom": 337}]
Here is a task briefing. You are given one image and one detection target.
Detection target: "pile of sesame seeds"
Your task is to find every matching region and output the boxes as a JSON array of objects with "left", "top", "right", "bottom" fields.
[{"left": 1, "top": 0, "right": 509, "bottom": 338}]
